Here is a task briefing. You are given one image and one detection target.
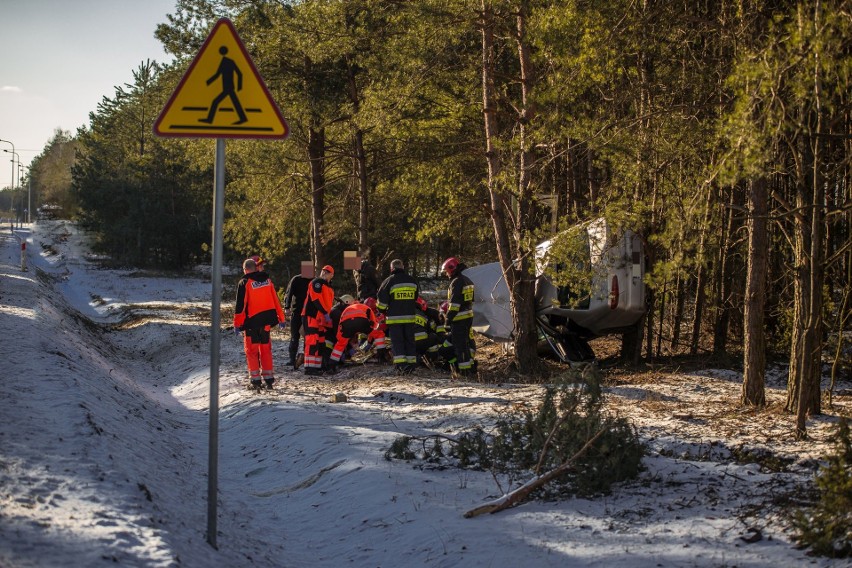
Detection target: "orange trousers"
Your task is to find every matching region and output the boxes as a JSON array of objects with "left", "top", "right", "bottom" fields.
[{"left": 244, "top": 331, "right": 274, "bottom": 380}]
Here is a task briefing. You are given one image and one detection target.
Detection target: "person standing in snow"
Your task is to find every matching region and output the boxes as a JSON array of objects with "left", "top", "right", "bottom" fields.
[
  {"left": 376, "top": 259, "right": 420, "bottom": 375},
  {"left": 283, "top": 272, "right": 312, "bottom": 370},
  {"left": 354, "top": 256, "right": 380, "bottom": 301},
  {"left": 234, "top": 257, "right": 285, "bottom": 390},
  {"left": 302, "top": 265, "right": 335, "bottom": 376},
  {"left": 441, "top": 257, "right": 475, "bottom": 377}
]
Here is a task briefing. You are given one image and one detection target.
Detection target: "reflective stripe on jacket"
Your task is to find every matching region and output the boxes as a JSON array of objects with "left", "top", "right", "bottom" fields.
[
  {"left": 303, "top": 277, "right": 334, "bottom": 320},
  {"left": 446, "top": 271, "right": 474, "bottom": 323},
  {"left": 376, "top": 268, "right": 419, "bottom": 325},
  {"left": 413, "top": 308, "right": 439, "bottom": 341},
  {"left": 340, "top": 302, "right": 377, "bottom": 326}
]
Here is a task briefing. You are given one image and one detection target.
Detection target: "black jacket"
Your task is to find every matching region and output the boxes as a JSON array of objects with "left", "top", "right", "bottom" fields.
[
  {"left": 284, "top": 275, "right": 311, "bottom": 313},
  {"left": 355, "top": 259, "right": 380, "bottom": 300},
  {"left": 234, "top": 271, "right": 281, "bottom": 330},
  {"left": 446, "top": 264, "right": 474, "bottom": 324},
  {"left": 376, "top": 268, "right": 419, "bottom": 325}
]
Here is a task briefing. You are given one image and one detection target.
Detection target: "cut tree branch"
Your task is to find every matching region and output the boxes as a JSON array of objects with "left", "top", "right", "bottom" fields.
[{"left": 464, "top": 427, "right": 606, "bottom": 518}]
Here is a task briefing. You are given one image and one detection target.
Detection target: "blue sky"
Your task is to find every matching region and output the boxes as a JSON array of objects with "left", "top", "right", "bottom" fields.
[{"left": 0, "top": 0, "right": 176, "bottom": 188}]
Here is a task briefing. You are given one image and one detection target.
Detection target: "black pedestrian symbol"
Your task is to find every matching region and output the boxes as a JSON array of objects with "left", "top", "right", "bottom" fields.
[{"left": 199, "top": 46, "right": 248, "bottom": 125}]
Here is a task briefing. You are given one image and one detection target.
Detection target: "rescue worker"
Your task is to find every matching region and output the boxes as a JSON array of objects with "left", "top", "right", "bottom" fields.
[
  {"left": 328, "top": 299, "right": 380, "bottom": 373},
  {"left": 354, "top": 256, "right": 380, "bottom": 301},
  {"left": 233, "top": 257, "right": 285, "bottom": 390},
  {"left": 240, "top": 255, "right": 270, "bottom": 381},
  {"left": 436, "top": 300, "right": 458, "bottom": 372},
  {"left": 376, "top": 259, "right": 419, "bottom": 374},
  {"left": 323, "top": 294, "right": 355, "bottom": 371},
  {"left": 283, "top": 272, "right": 312, "bottom": 370},
  {"left": 362, "top": 297, "right": 390, "bottom": 362},
  {"left": 435, "top": 299, "right": 477, "bottom": 373},
  {"left": 441, "top": 257, "right": 475, "bottom": 376},
  {"left": 302, "top": 265, "right": 335, "bottom": 376},
  {"left": 413, "top": 297, "right": 442, "bottom": 366}
]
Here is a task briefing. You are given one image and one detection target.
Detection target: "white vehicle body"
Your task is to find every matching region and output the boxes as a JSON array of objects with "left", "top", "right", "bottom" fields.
[{"left": 467, "top": 218, "right": 645, "bottom": 343}]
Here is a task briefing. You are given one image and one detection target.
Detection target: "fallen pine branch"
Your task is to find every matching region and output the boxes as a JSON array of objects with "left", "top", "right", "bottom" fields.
[{"left": 463, "top": 427, "right": 606, "bottom": 518}]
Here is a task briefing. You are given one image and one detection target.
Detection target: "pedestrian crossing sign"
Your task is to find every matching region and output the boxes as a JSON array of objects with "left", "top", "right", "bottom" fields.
[{"left": 154, "top": 18, "right": 289, "bottom": 139}]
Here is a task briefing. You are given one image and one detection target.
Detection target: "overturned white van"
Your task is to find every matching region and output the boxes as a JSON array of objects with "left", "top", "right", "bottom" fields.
[{"left": 465, "top": 218, "right": 646, "bottom": 363}]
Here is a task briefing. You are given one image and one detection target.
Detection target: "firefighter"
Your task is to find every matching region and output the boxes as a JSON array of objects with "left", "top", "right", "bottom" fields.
[
  {"left": 302, "top": 265, "right": 335, "bottom": 376},
  {"left": 413, "top": 297, "right": 442, "bottom": 366},
  {"left": 327, "top": 299, "right": 380, "bottom": 373},
  {"left": 441, "top": 257, "right": 475, "bottom": 376},
  {"left": 376, "top": 259, "right": 420, "bottom": 374},
  {"left": 233, "top": 257, "right": 285, "bottom": 390},
  {"left": 283, "top": 272, "right": 312, "bottom": 369}
]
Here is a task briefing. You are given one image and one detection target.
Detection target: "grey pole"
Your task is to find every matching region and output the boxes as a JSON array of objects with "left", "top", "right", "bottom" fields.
[
  {"left": 0, "top": 139, "right": 14, "bottom": 189},
  {"left": 207, "top": 138, "right": 225, "bottom": 549}
]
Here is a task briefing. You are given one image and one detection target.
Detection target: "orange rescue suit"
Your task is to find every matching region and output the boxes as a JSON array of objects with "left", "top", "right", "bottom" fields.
[{"left": 302, "top": 277, "right": 334, "bottom": 371}]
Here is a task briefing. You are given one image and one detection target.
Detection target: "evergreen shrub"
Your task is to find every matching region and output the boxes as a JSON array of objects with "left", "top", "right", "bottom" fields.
[
  {"left": 792, "top": 418, "right": 852, "bottom": 558},
  {"left": 385, "top": 367, "right": 644, "bottom": 497}
]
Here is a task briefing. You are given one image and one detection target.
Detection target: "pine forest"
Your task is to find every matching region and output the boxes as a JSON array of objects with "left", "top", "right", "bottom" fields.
[{"left": 18, "top": 0, "right": 852, "bottom": 440}]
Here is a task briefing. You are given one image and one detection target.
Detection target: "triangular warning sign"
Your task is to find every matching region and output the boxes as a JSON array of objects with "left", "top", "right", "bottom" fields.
[{"left": 154, "top": 18, "right": 288, "bottom": 139}]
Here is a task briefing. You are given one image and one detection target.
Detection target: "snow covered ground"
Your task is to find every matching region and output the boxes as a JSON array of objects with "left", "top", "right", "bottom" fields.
[{"left": 1, "top": 220, "right": 850, "bottom": 568}]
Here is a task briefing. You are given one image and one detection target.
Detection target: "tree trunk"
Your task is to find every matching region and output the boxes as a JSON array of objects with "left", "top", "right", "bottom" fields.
[
  {"left": 670, "top": 273, "right": 685, "bottom": 352},
  {"left": 713, "top": 188, "right": 736, "bottom": 356},
  {"left": 308, "top": 126, "right": 326, "bottom": 271},
  {"left": 787, "top": 65, "right": 825, "bottom": 438},
  {"left": 480, "top": 1, "right": 512, "bottom": 273},
  {"left": 480, "top": 1, "right": 537, "bottom": 373},
  {"left": 509, "top": 0, "right": 541, "bottom": 372},
  {"left": 742, "top": 177, "right": 768, "bottom": 407},
  {"left": 655, "top": 280, "right": 666, "bottom": 357},
  {"left": 346, "top": 58, "right": 370, "bottom": 257},
  {"left": 478, "top": 1, "right": 541, "bottom": 373},
  {"left": 355, "top": 127, "right": 369, "bottom": 256},
  {"left": 690, "top": 187, "right": 715, "bottom": 354}
]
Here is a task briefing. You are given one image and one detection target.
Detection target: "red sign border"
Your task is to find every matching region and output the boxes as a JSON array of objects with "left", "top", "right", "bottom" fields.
[{"left": 153, "top": 18, "right": 289, "bottom": 139}]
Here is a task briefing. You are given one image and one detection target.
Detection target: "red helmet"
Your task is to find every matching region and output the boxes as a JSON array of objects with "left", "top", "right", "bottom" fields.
[
  {"left": 441, "top": 257, "right": 459, "bottom": 275},
  {"left": 364, "top": 297, "right": 377, "bottom": 310},
  {"left": 416, "top": 297, "right": 428, "bottom": 311},
  {"left": 249, "top": 255, "right": 265, "bottom": 269},
  {"left": 439, "top": 300, "right": 449, "bottom": 314},
  {"left": 321, "top": 265, "right": 334, "bottom": 276}
]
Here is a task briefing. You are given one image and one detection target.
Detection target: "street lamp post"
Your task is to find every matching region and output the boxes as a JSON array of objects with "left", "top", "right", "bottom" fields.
[
  {"left": 4, "top": 150, "right": 20, "bottom": 188},
  {"left": 25, "top": 168, "right": 31, "bottom": 224},
  {"left": 18, "top": 163, "right": 25, "bottom": 225},
  {"left": 0, "top": 139, "right": 14, "bottom": 190},
  {"left": 4, "top": 149, "right": 21, "bottom": 226}
]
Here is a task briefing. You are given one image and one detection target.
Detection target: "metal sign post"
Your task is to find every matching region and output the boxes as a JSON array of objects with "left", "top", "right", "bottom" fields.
[
  {"left": 153, "top": 17, "right": 288, "bottom": 552},
  {"left": 206, "top": 139, "right": 226, "bottom": 548}
]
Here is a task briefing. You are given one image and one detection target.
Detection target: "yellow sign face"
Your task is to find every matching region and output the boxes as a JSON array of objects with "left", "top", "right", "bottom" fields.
[{"left": 154, "top": 18, "right": 289, "bottom": 139}]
